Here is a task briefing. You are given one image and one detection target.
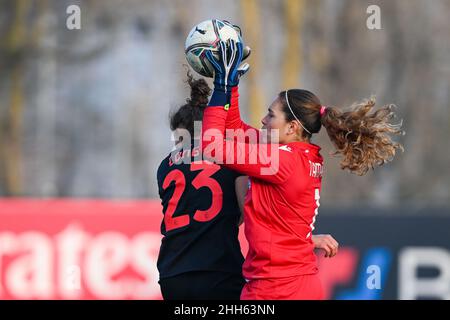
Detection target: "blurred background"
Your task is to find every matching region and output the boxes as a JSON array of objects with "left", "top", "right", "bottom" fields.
[{"left": 0, "top": 0, "right": 449, "bottom": 300}]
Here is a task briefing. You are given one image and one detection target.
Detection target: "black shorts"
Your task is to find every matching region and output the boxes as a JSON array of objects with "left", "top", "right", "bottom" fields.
[{"left": 159, "top": 271, "right": 245, "bottom": 300}]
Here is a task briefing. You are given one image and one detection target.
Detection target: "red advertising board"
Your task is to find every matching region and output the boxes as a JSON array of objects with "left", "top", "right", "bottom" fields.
[
  {"left": 0, "top": 199, "right": 252, "bottom": 300},
  {"left": 0, "top": 199, "right": 166, "bottom": 299},
  {"left": 6, "top": 200, "right": 445, "bottom": 300}
]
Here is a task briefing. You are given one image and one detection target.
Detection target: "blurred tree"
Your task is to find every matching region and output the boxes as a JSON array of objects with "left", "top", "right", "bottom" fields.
[
  {"left": 282, "top": 0, "right": 303, "bottom": 89},
  {"left": 240, "top": 0, "right": 265, "bottom": 127},
  {"left": 0, "top": 0, "right": 32, "bottom": 196}
]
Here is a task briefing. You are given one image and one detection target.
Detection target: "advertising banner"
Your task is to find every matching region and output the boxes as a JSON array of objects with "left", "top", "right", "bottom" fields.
[{"left": 1, "top": 200, "right": 449, "bottom": 300}]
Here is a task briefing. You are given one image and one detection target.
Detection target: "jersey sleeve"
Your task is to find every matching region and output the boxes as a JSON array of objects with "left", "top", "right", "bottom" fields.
[
  {"left": 226, "top": 87, "right": 257, "bottom": 132},
  {"left": 202, "top": 89, "right": 297, "bottom": 184}
]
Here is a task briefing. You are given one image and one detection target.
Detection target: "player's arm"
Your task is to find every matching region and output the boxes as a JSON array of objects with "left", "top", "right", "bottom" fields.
[
  {"left": 226, "top": 86, "right": 257, "bottom": 132},
  {"left": 234, "top": 176, "right": 249, "bottom": 225},
  {"left": 203, "top": 106, "right": 297, "bottom": 184},
  {"left": 202, "top": 40, "right": 297, "bottom": 184},
  {"left": 312, "top": 234, "right": 339, "bottom": 258}
]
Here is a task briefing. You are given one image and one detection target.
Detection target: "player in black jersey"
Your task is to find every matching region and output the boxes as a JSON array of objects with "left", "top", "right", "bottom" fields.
[{"left": 156, "top": 72, "right": 247, "bottom": 300}]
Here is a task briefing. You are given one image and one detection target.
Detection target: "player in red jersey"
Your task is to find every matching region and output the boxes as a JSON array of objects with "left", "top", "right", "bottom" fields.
[
  {"left": 201, "top": 40, "right": 403, "bottom": 300},
  {"left": 157, "top": 71, "right": 339, "bottom": 300}
]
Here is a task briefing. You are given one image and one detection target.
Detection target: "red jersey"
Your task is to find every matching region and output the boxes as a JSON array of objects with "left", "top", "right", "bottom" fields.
[{"left": 202, "top": 87, "right": 324, "bottom": 280}]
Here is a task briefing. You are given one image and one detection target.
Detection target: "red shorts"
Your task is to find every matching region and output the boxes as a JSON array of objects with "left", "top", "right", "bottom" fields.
[{"left": 240, "top": 274, "right": 324, "bottom": 300}]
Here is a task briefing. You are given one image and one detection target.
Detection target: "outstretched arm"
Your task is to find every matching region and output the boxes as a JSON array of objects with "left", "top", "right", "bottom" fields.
[
  {"left": 201, "top": 40, "right": 297, "bottom": 184},
  {"left": 226, "top": 87, "right": 257, "bottom": 132}
]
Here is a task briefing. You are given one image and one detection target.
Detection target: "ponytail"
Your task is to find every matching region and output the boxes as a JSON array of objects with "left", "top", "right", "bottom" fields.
[
  {"left": 170, "top": 71, "right": 211, "bottom": 136},
  {"left": 321, "top": 97, "right": 404, "bottom": 176},
  {"left": 185, "top": 71, "right": 210, "bottom": 108}
]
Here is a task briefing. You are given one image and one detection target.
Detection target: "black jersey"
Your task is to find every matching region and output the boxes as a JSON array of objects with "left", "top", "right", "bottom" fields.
[{"left": 156, "top": 142, "right": 244, "bottom": 279}]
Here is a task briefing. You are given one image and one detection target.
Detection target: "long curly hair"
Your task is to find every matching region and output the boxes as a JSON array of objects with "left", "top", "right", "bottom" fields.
[{"left": 280, "top": 90, "right": 404, "bottom": 176}]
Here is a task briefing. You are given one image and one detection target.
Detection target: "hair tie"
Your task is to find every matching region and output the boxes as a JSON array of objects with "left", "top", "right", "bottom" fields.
[{"left": 320, "top": 106, "right": 327, "bottom": 117}]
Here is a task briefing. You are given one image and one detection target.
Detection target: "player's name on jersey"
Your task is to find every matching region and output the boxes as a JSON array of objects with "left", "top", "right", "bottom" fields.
[
  {"left": 309, "top": 160, "right": 323, "bottom": 178},
  {"left": 169, "top": 146, "right": 202, "bottom": 165}
]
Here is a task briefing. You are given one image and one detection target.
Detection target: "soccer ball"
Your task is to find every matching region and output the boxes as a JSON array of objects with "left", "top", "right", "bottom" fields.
[{"left": 185, "top": 19, "right": 243, "bottom": 78}]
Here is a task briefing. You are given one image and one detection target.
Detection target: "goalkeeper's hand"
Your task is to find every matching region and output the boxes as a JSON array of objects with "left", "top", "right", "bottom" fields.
[{"left": 205, "top": 39, "right": 248, "bottom": 92}]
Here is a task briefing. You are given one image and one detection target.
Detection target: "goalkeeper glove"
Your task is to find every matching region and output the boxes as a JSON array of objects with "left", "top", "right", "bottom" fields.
[{"left": 205, "top": 39, "right": 248, "bottom": 92}]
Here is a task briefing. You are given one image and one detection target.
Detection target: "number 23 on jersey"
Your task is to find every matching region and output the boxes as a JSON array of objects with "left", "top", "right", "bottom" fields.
[{"left": 162, "top": 162, "right": 223, "bottom": 232}]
